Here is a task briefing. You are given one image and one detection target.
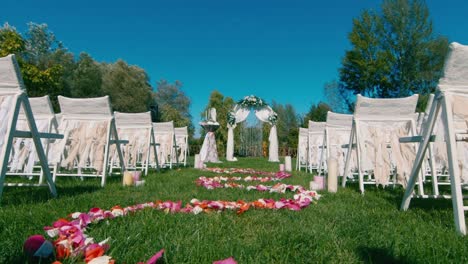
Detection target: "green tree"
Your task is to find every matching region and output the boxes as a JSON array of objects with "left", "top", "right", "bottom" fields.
[
  {"left": 101, "top": 60, "right": 153, "bottom": 113},
  {"left": 70, "top": 52, "right": 102, "bottom": 98},
  {"left": 271, "top": 101, "right": 299, "bottom": 148},
  {"left": 21, "top": 62, "right": 64, "bottom": 111},
  {"left": 200, "top": 90, "right": 235, "bottom": 156},
  {"left": 339, "top": 0, "right": 448, "bottom": 109},
  {"left": 323, "top": 80, "right": 352, "bottom": 113},
  {"left": 153, "top": 80, "right": 194, "bottom": 138},
  {"left": 304, "top": 102, "right": 331, "bottom": 122},
  {"left": 48, "top": 46, "right": 75, "bottom": 98},
  {"left": 24, "top": 23, "right": 60, "bottom": 68},
  {"left": 20, "top": 23, "right": 73, "bottom": 110},
  {"left": 0, "top": 23, "right": 25, "bottom": 57}
]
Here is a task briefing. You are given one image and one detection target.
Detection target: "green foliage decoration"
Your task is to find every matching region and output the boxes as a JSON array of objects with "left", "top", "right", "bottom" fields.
[{"left": 237, "top": 95, "right": 267, "bottom": 109}]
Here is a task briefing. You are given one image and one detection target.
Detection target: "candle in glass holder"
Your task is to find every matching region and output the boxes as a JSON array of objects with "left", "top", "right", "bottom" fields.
[
  {"left": 123, "top": 171, "right": 134, "bottom": 186},
  {"left": 194, "top": 154, "right": 200, "bottom": 169},
  {"left": 310, "top": 181, "right": 319, "bottom": 190},
  {"left": 313, "top": 175, "right": 325, "bottom": 190},
  {"left": 132, "top": 171, "right": 141, "bottom": 182}
]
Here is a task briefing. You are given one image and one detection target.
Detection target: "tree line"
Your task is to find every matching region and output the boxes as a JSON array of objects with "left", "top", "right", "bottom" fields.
[
  {"left": 317, "top": 0, "right": 448, "bottom": 116},
  {"left": 200, "top": 0, "right": 450, "bottom": 152},
  {"left": 0, "top": 22, "right": 194, "bottom": 138},
  {"left": 1, "top": 0, "right": 450, "bottom": 150}
]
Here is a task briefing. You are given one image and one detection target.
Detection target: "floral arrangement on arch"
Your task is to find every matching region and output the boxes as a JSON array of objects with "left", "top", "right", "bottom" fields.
[
  {"left": 238, "top": 95, "right": 267, "bottom": 109},
  {"left": 227, "top": 111, "right": 236, "bottom": 126},
  {"left": 227, "top": 95, "right": 278, "bottom": 126},
  {"left": 268, "top": 112, "right": 278, "bottom": 125}
]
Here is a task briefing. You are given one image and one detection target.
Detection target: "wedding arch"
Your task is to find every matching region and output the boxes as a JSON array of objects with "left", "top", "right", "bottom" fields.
[{"left": 226, "top": 95, "right": 279, "bottom": 162}]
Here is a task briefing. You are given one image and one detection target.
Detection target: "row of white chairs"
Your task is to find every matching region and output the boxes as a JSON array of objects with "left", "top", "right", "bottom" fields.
[
  {"left": 296, "top": 42, "right": 468, "bottom": 235},
  {"left": 0, "top": 54, "right": 189, "bottom": 203}
]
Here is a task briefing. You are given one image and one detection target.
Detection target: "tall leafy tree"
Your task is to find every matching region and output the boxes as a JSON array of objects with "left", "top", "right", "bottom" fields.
[
  {"left": 48, "top": 46, "right": 75, "bottom": 98},
  {"left": 304, "top": 101, "right": 331, "bottom": 123},
  {"left": 0, "top": 23, "right": 25, "bottom": 57},
  {"left": 70, "top": 52, "right": 102, "bottom": 98},
  {"left": 20, "top": 23, "right": 73, "bottom": 110},
  {"left": 339, "top": 0, "right": 448, "bottom": 111},
  {"left": 24, "top": 23, "right": 60, "bottom": 68},
  {"left": 101, "top": 60, "right": 153, "bottom": 113},
  {"left": 153, "top": 80, "right": 194, "bottom": 138},
  {"left": 323, "top": 80, "right": 352, "bottom": 113},
  {"left": 271, "top": 101, "right": 299, "bottom": 148}
]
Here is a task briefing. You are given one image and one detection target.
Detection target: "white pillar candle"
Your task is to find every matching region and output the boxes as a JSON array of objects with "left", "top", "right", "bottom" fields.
[
  {"left": 123, "top": 171, "right": 134, "bottom": 186},
  {"left": 194, "top": 154, "right": 200, "bottom": 168},
  {"left": 285, "top": 156, "right": 292, "bottom": 172},
  {"left": 327, "top": 158, "right": 338, "bottom": 193}
]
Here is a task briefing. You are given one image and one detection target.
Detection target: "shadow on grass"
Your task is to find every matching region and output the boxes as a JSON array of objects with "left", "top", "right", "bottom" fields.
[
  {"left": 5, "top": 254, "right": 56, "bottom": 264},
  {"left": 344, "top": 181, "right": 453, "bottom": 212},
  {"left": 1, "top": 178, "right": 104, "bottom": 207},
  {"left": 405, "top": 197, "right": 452, "bottom": 211},
  {"left": 1, "top": 168, "right": 178, "bottom": 207},
  {"left": 376, "top": 184, "right": 453, "bottom": 212},
  {"left": 358, "top": 246, "right": 411, "bottom": 264}
]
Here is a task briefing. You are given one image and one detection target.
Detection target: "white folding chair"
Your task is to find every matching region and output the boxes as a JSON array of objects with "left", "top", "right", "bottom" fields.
[
  {"left": 296, "top": 127, "right": 308, "bottom": 171},
  {"left": 0, "top": 54, "right": 59, "bottom": 202},
  {"left": 175, "top": 126, "right": 189, "bottom": 166},
  {"left": 49, "top": 96, "right": 126, "bottom": 186},
  {"left": 8, "top": 96, "right": 59, "bottom": 183},
  {"left": 414, "top": 95, "right": 451, "bottom": 195},
  {"left": 112, "top": 111, "right": 159, "bottom": 175},
  {"left": 318, "top": 112, "right": 354, "bottom": 179},
  {"left": 342, "top": 94, "right": 419, "bottom": 193},
  {"left": 401, "top": 42, "right": 468, "bottom": 235},
  {"left": 308, "top": 121, "right": 325, "bottom": 173},
  {"left": 152, "top": 121, "right": 178, "bottom": 169}
]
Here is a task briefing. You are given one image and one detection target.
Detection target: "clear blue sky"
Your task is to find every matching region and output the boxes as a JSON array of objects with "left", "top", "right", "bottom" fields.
[{"left": 2, "top": 0, "right": 468, "bottom": 129}]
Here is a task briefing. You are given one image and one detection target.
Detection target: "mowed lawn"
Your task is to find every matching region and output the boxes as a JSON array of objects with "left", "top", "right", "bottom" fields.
[{"left": 1, "top": 157, "right": 468, "bottom": 263}]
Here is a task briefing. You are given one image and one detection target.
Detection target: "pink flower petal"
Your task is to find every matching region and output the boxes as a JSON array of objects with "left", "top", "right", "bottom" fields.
[
  {"left": 274, "top": 201, "right": 285, "bottom": 209},
  {"left": 147, "top": 249, "right": 165, "bottom": 264},
  {"left": 213, "top": 257, "right": 237, "bottom": 264},
  {"left": 286, "top": 203, "right": 301, "bottom": 211},
  {"left": 171, "top": 201, "right": 182, "bottom": 213},
  {"left": 52, "top": 219, "right": 70, "bottom": 228}
]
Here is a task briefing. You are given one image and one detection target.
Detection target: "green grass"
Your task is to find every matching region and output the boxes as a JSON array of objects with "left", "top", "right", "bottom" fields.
[{"left": 1, "top": 157, "right": 468, "bottom": 263}]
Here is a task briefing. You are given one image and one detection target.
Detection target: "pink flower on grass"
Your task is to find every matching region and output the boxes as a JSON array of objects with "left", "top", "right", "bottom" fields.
[
  {"left": 213, "top": 257, "right": 237, "bottom": 264},
  {"left": 145, "top": 249, "right": 165, "bottom": 264}
]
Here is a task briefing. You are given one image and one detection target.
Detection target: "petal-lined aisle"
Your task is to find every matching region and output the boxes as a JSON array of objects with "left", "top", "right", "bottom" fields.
[{"left": 37, "top": 168, "right": 320, "bottom": 263}]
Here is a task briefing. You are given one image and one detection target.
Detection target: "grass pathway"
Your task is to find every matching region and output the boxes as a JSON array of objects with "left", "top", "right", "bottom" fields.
[{"left": 0, "top": 157, "right": 467, "bottom": 263}]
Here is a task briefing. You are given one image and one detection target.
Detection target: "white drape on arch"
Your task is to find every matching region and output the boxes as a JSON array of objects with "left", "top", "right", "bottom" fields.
[
  {"left": 226, "top": 123, "right": 237, "bottom": 161},
  {"left": 255, "top": 106, "right": 279, "bottom": 162},
  {"left": 226, "top": 105, "right": 279, "bottom": 162}
]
